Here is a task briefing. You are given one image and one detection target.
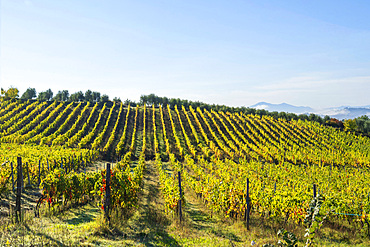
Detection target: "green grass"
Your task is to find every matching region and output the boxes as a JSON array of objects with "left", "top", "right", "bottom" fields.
[{"left": 1, "top": 162, "right": 370, "bottom": 246}]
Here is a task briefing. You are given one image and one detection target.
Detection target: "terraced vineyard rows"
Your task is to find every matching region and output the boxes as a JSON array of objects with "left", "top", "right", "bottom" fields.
[
  {"left": 1, "top": 100, "right": 370, "bottom": 235},
  {"left": 1, "top": 100, "right": 369, "bottom": 167}
]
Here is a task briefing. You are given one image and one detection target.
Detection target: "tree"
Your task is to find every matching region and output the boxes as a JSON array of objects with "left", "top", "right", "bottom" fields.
[
  {"left": 21, "top": 88, "right": 36, "bottom": 100},
  {"left": 85, "top": 90, "right": 93, "bottom": 102},
  {"left": 270, "top": 111, "right": 279, "bottom": 119},
  {"left": 113, "top": 97, "right": 121, "bottom": 102},
  {"left": 364, "top": 120, "right": 370, "bottom": 135},
  {"left": 308, "top": 113, "right": 317, "bottom": 121},
  {"left": 92, "top": 91, "right": 101, "bottom": 102},
  {"left": 38, "top": 89, "right": 53, "bottom": 101},
  {"left": 181, "top": 99, "right": 189, "bottom": 108},
  {"left": 326, "top": 118, "right": 344, "bottom": 129},
  {"left": 245, "top": 107, "right": 256, "bottom": 115},
  {"left": 354, "top": 115, "right": 370, "bottom": 134},
  {"left": 298, "top": 114, "right": 309, "bottom": 121},
  {"left": 147, "top": 94, "right": 155, "bottom": 105},
  {"left": 140, "top": 95, "right": 148, "bottom": 105},
  {"left": 162, "top": 97, "right": 169, "bottom": 106},
  {"left": 100, "top": 94, "right": 109, "bottom": 102},
  {"left": 69, "top": 91, "right": 85, "bottom": 102},
  {"left": 1, "top": 86, "right": 19, "bottom": 101},
  {"left": 256, "top": 109, "right": 268, "bottom": 116},
  {"left": 169, "top": 98, "right": 177, "bottom": 108},
  {"left": 124, "top": 99, "right": 137, "bottom": 106},
  {"left": 323, "top": 115, "right": 331, "bottom": 123},
  {"left": 53, "top": 90, "right": 69, "bottom": 101},
  {"left": 287, "top": 113, "right": 298, "bottom": 120},
  {"left": 344, "top": 119, "right": 357, "bottom": 132}
]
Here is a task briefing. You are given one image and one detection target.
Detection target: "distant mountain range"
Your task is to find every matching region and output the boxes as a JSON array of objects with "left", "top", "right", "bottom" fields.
[{"left": 250, "top": 102, "right": 370, "bottom": 120}]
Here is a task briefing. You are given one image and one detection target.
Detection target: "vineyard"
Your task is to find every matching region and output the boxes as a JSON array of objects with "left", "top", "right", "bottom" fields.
[{"left": 1, "top": 99, "right": 370, "bottom": 246}]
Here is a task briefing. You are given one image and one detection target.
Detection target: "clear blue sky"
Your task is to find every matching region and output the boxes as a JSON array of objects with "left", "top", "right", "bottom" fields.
[{"left": 1, "top": 0, "right": 369, "bottom": 108}]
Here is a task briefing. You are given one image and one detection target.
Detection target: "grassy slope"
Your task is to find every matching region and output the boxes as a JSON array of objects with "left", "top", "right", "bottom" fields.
[{"left": 1, "top": 161, "right": 370, "bottom": 246}]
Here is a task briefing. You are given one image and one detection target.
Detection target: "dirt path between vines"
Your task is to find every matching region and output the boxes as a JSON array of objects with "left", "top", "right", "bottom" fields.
[
  {"left": 121, "top": 161, "right": 248, "bottom": 246},
  {"left": 120, "top": 161, "right": 181, "bottom": 246}
]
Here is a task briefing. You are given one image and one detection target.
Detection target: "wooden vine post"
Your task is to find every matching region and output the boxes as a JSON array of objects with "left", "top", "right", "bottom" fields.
[
  {"left": 105, "top": 163, "right": 111, "bottom": 222},
  {"left": 15, "top": 157, "right": 22, "bottom": 223},
  {"left": 244, "top": 178, "right": 251, "bottom": 230},
  {"left": 313, "top": 183, "right": 317, "bottom": 198},
  {"left": 11, "top": 162, "right": 14, "bottom": 192},
  {"left": 38, "top": 160, "right": 41, "bottom": 186},
  {"left": 178, "top": 171, "right": 183, "bottom": 223}
]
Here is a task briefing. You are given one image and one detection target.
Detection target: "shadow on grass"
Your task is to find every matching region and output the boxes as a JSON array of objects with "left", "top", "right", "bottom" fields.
[
  {"left": 117, "top": 163, "right": 181, "bottom": 247},
  {"left": 185, "top": 193, "right": 242, "bottom": 243},
  {"left": 65, "top": 207, "right": 99, "bottom": 225},
  {"left": 134, "top": 181, "right": 180, "bottom": 246},
  {"left": 21, "top": 223, "right": 67, "bottom": 247},
  {"left": 210, "top": 227, "right": 241, "bottom": 242},
  {"left": 185, "top": 201, "right": 214, "bottom": 230}
]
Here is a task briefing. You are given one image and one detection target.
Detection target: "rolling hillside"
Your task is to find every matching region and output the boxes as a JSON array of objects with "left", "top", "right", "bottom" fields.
[
  {"left": 1, "top": 100, "right": 369, "bottom": 167},
  {"left": 1, "top": 99, "right": 370, "bottom": 246}
]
